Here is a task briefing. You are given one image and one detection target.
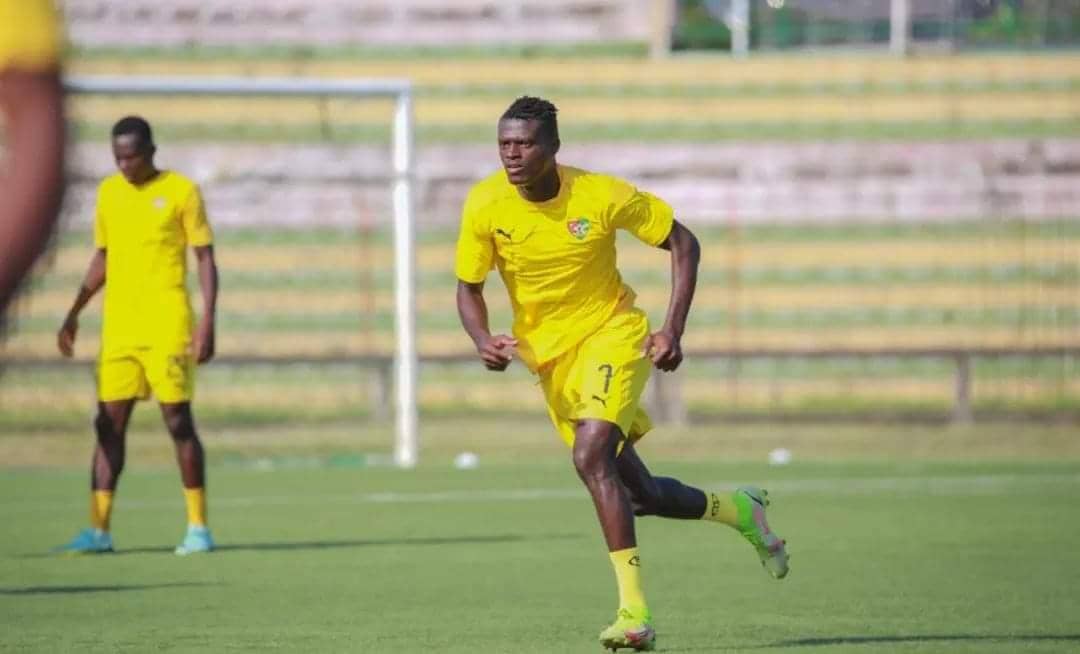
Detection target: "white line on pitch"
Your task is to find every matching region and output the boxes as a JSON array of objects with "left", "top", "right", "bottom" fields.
[{"left": 0, "top": 472, "right": 1077, "bottom": 515}]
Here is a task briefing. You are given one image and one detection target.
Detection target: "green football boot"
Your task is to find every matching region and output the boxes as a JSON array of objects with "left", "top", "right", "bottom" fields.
[
  {"left": 599, "top": 607, "right": 656, "bottom": 651},
  {"left": 734, "top": 486, "right": 789, "bottom": 579}
]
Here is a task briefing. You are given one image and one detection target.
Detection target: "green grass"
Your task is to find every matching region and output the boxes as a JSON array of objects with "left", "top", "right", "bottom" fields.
[{"left": 2, "top": 454, "right": 1079, "bottom": 652}]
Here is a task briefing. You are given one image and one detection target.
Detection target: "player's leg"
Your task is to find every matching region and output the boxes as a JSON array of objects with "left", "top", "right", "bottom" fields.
[
  {"left": 562, "top": 309, "right": 660, "bottom": 650},
  {"left": 573, "top": 419, "right": 656, "bottom": 652},
  {"left": 65, "top": 399, "right": 135, "bottom": 553},
  {"left": 148, "top": 348, "right": 213, "bottom": 554},
  {"left": 160, "top": 401, "right": 204, "bottom": 489},
  {"left": 591, "top": 307, "right": 788, "bottom": 582},
  {"left": 573, "top": 419, "right": 636, "bottom": 551},
  {"left": 160, "top": 401, "right": 213, "bottom": 555},
  {"left": 614, "top": 439, "right": 706, "bottom": 519},
  {"left": 92, "top": 399, "right": 135, "bottom": 494},
  {"left": 615, "top": 437, "right": 789, "bottom": 579},
  {"left": 541, "top": 356, "right": 655, "bottom": 651},
  {"left": 56, "top": 349, "right": 145, "bottom": 554}
]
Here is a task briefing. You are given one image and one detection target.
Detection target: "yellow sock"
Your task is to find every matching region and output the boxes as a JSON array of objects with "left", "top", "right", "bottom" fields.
[
  {"left": 702, "top": 491, "right": 739, "bottom": 527},
  {"left": 183, "top": 487, "right": 207, "bottom": 527},
  {"left": 609, "top": 547, "right": 648, "bottom": 614},
  {"left": 89, "top": 490, "right": 114, "bottom": 532}
]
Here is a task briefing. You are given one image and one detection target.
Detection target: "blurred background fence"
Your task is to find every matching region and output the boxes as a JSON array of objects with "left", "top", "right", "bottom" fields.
[
  {"left": 677, "top": 0, "right": 1080, "bottom": 53},
  {"left": 55, "top": 0, "right": 1080, "bottom": 54},
  {"left": 1, "top": 1, "right": 1078, "bottom": 444}
]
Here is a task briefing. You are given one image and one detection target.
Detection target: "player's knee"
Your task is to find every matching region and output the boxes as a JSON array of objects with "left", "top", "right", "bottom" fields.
[
  {"left": 94, "top": 410, "right": 122, "bottom": 443},
  {"left": 162, "top": 410, "right": 196, "bottom": 441},
  {"left": 572, "top": 425, "right": 616, "bottom": 481},
  {"left": 572, "top": 444, "right": 601, "bottom": 480}
]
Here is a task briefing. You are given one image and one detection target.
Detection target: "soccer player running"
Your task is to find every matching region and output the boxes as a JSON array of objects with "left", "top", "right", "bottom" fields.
[
  {"left": 0, "top": 0, "right": 65, "bottom": 315},
  {"left": 56, "top": 116, "right": 219, "bottom": 556},
  {"left": 456, "top": 97, "right": 788, "bottom": 651}
]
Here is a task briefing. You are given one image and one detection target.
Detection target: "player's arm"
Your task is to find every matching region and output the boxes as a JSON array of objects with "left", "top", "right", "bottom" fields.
[
  {"left": 192, "top": 245, "right": 218, "bottom": 364},
  {"left": 456, "top": 279, "right": 516, "bottom": 371},
  {"left": 57, "top": 249, "right": 106, "bottom": 357},
  {"left": 0, "top": 68, "right": 65, "bottom": 312},
  {"left": 454, "top": 190, "right": 515, "bottom": 371},
  {"left": 647, "top": 220, "right": 700, "bottom": 372}
]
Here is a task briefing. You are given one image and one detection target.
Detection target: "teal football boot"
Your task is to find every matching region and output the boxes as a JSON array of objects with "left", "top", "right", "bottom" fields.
[{"left": 175, "top": 525, "right": 214, "bottom": 556}]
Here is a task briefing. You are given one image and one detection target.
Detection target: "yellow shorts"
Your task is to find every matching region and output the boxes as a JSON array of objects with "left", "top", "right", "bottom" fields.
[
  {"left": 539, "top": 307, "right": 654, "bottom": 448},
  {"left": 97, "top": 345, "right": 195, "bottom": 404}
]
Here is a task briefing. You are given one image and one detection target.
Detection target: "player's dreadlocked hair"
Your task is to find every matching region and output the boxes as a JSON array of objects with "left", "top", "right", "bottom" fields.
[
  {"left": 111, "top": 115, "right": 154, "bottom": 149},
  {"left": 500, "top": 96, "right": 559, "bottom": 144}
]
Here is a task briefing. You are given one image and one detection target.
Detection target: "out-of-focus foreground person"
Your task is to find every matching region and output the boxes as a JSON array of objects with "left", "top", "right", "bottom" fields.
[{"left": 0, "top": 0, "right": 65, "bottom": 314}]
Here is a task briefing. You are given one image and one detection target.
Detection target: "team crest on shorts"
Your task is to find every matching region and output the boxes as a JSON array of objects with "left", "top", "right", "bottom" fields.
[{"left": 567, "top": 217, "right": 591, "bottom": 240}]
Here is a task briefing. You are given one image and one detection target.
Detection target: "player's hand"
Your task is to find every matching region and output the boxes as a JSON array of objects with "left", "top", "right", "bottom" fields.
[
  {"left": 477, "top": 334, "right": 517, "bottom": 371},
  {"left": 57, "top": 315, "right": 78, "bottom": 358},
  {"left": 192, "top": 319, "right": 215, "bottom": 364},
  {"left": 644, "top": 329, "right": 683, "bottom": 372}
]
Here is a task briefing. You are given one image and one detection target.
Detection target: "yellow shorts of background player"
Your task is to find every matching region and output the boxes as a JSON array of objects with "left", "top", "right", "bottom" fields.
[
  {"left": 97, "top": 345, "right": 195, "bottom": 404},
  {"left": 539, "top": 306, "right": 654, "bottom": 449}
]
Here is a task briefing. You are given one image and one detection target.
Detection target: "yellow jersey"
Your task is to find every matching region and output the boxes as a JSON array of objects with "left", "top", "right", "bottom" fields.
[
  {"left": 456, "top": 164, "right": 674, "bottom": 371},
  {"left": 0, "top": 0, "right": 61, "bottom": 71},
  {"left": 94, "top": 171, "right": 213, "bottom": 351}
]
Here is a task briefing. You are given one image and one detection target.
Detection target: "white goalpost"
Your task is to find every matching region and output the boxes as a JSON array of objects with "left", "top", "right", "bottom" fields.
[{"left": 64, "top": 75, "right": 420, "bottom": 468}]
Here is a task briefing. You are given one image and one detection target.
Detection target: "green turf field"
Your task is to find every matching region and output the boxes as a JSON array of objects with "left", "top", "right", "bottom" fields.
[{"left": 3, "top": 449, "right": 1079, "bottom": 653}]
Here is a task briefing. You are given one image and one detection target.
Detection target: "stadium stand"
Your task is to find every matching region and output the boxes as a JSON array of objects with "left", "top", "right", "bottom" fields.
[
  {"left": 60, "top": 0, "right": 653, "bottom": 47},
  {"left": 3, "top": 7, "right": 1076, "bottom": 423}
]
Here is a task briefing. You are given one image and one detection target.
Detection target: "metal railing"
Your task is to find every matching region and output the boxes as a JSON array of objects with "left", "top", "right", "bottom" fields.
[{"left": 9, "top": 346, "right": 1075, "bottom": 425}]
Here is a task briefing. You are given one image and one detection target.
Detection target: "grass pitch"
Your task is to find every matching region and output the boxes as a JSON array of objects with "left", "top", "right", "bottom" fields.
[{"left": 2, "top": 420, "right": 1078, "bottom": 653}]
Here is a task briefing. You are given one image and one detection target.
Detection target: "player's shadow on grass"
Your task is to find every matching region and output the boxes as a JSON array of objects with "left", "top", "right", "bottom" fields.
[
  {"left": 757, "top": 634, "right": 1080, "bottom": 649},
  {"left": 111, "top": 532, "right": 583, "bottom": 555},
  {"left": 0, "top": 582, "right": 212, "bottom": 596}
]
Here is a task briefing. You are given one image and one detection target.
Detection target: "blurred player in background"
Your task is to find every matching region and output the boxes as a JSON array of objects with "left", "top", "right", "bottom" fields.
[
  {"left": 0, "top": 0, "right": 65, "bottom": 315},
  {"left": 456, "top": 97, "right": 789, "bottom": 651},
  {"left": 56, "top": 116, "right": 219, "bottom": 555}
]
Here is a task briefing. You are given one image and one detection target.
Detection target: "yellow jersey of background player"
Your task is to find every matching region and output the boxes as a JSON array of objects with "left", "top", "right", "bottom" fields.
[
  {"left": 55, "top": 116, "right": 220, "bottom": 557},
  {"left": 455, "top": 96, "right": 790, "bottom": 651}
]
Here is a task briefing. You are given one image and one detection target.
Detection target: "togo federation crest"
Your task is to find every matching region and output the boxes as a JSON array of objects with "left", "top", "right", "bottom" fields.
[{"left": 567, "top": 217, "right": 591, "bottom": 240}]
